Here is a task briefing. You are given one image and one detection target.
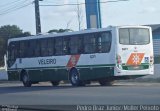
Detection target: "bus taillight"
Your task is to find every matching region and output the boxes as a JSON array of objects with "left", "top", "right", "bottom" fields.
[
  {"left": 150, "top": 56, "right": 154, "bottom": 65},
  {"left": 117, "top": 55, "right": 122, "bottom": 64}
]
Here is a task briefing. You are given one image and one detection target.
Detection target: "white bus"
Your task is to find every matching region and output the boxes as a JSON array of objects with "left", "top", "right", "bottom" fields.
[{"left": 6, "top": 25, "right": 154, "bottom": 87}]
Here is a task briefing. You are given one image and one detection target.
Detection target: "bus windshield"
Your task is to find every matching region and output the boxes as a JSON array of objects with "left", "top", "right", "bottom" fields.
[{"left": 119, "top": 28, "right": 150, "bottom": 45}]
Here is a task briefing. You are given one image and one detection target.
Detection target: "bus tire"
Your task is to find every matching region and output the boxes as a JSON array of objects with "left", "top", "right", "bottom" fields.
[
  {"left": 51, "top": 81, "right": 60, "bottom": 86},
  {"left": 99, "top": 80, "right": 114, "bottom": 86},
  {"left": 22, "top": 71, "right": 32, "bottom": 87},
  {"left": 69, "top": 68, "right": 81, "bottom": 86}
]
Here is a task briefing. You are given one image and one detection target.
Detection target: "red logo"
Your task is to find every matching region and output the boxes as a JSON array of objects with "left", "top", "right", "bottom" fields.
[
  {"left": 67, "top": 55, "right": 80, "bottom": 68},
  {"left": 126, "top": 53, "right": 144, "bottom": 66}
]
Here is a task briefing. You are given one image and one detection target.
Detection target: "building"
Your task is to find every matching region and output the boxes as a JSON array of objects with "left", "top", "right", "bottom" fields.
[{"left": 147, "top": 24, "right": 160, "bottom": 57}]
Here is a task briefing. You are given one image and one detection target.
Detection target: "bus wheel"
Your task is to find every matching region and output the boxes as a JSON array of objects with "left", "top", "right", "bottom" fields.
[
  {"left": 22, "top": 72, "right": 32, "bottom": 87},
  {"left": 69, "top": 68, "right": 81, "bottom": 86},
  {"left": 99, "top": 80, "right": 114, "bottom": 86},
  {"left": 51, "top": 81, "right": 60, "bottom": 86}
]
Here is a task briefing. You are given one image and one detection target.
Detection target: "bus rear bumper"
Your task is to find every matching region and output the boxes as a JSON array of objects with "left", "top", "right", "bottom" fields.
[{"left": 114, "top": 66, "right": 154, "bottom": 76}]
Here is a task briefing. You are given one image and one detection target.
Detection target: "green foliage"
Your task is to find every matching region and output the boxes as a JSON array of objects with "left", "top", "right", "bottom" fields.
[
  {"left": 48, "top": 29, "right": 73, "bottom": 33},
  {"left": 0, "top": 25, "right": 22, "bottom": 39},
  {"left": 0, "top": 25, "right": 31, "bottom": 66}
]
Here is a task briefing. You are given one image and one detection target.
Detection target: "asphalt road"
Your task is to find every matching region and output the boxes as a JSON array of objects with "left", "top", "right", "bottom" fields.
[{"left": 0, "top": 82, "right": 160, "bottom": 106}]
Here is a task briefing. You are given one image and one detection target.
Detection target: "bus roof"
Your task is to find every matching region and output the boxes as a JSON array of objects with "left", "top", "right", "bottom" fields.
[
  {"left": 8, "top": 25, "right": 151, "bottom": 44},
  {"left": 8, "top": 27, "right": 112, "bottom": 43}
]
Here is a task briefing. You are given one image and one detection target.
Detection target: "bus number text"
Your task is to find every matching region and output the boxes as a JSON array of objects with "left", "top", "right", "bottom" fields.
[{"left": 90, "top": 55, "right": 96, "bottom": 59}]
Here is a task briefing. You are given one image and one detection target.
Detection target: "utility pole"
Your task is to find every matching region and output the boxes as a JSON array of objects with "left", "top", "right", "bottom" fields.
[{"left": 34, "top": 0, "right": 42, "bottom": 34}]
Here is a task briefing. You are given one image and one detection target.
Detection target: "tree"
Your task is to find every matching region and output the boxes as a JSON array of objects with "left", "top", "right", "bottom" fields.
[
  {"left": 0, "top": 25, "right": 31, "bottom": 67},
  {"left": 0, "top": 25, "right": 22, "bottom": 39}
]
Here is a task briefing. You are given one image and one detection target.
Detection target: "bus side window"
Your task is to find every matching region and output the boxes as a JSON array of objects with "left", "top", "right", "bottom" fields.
[
  {"left": 10, "top": 42, "right": 15, "bottom": 60},
  {"left": 19, "top": 41, "right": 25, "bottom": 58},
  {"left": 41, "top": 39, "right": 48, "bottom": 56},
  {"left": 8, "top": 43, "right": 12, "bottom": 61},
  {"left": 28, "top": 40, "right": 36, "bottom": 57},
  {"left": 8, "top": 42, "right": 15, "bottom": 67},
  {"left": 70, "top": 36, "right": 78, "bottom": 54},
  {"left": 84, "top": 34, "right": 96, "bottom": 53},
  {"left": 63, "top": 37, "right": 70, "bottom": 55},
  {"left": 7, "top": 41, "right": 20, "bottom": 67},
  {"left": 35, "top": 40, "right": 41, "bottom": 57},
  {"left": 55, "top": 37, "right": 63, "bottom": 55},
  {"left": 97, "top": 34, "right": 102, "bottom": 53},
  {"left": 48, "top": 38, "right": 55, "bottom": 56},
  {"left": 101, "top": 32, "right": 112, "bottom": 53},
  {"left": 96, "top": 32, "right": 112, "bottom": 53},
  {"left": 78, "top": 36, "right": 84, "bottom": 53},
  {"left": 14, "top": 42, "right": 19, "bottom": 58}
]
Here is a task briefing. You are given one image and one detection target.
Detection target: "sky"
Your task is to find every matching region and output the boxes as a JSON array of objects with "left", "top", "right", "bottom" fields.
[{"left": 0, "top": 0, "right": 160, "bottom": 35}]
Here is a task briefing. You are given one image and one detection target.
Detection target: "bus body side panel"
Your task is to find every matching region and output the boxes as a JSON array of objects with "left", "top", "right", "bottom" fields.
[
  {"left": 7, "top": 68, "right": 69, "bottom": 82},
  {"left": 78, "top": 29, "right": 116, "bottom": 81},
  {"left": 7, "top": 28, "right": 117, "bottom": 82},
  {"left": 7, "top": 55, "right": 70, "bottom": 82},
  {"left": 79, "top": 66, "right": 114, "bottom": 80},
  {"left": 28, "top": 69, "right": 68, "bottom": 82}
]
